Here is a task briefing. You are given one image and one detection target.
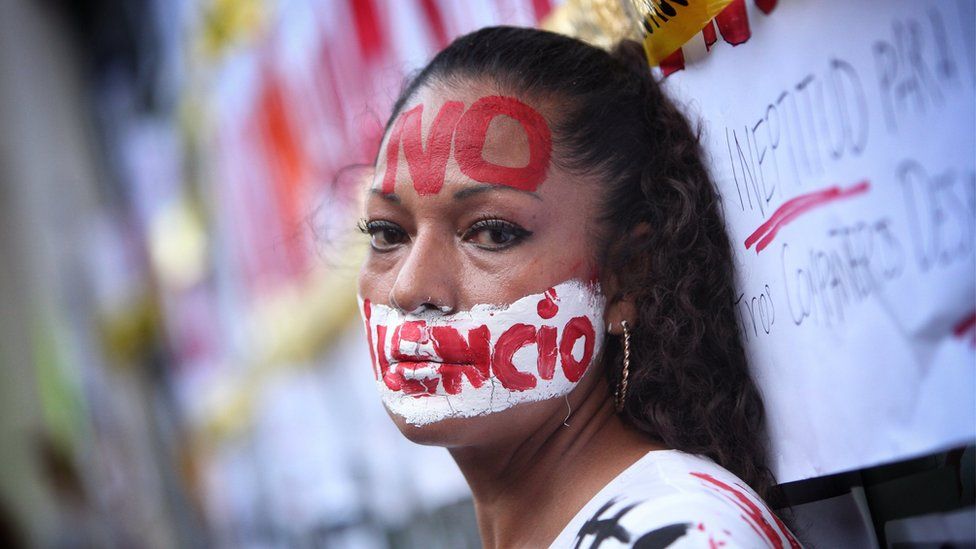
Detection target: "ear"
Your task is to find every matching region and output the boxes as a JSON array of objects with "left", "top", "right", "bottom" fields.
[
  {"left": 602, "top": 266, "right": 637, "bottom": 335},
  {"left": 604, "top": 295, "right": 637, "bottom": 336},
  {"left": 602, "top": 221, "right": 649, "bottom": 335}
]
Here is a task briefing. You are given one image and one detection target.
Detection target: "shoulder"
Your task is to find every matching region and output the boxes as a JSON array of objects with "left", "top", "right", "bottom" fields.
[{"left": 552, "top": 451, "right": 801, "bottom": 548}]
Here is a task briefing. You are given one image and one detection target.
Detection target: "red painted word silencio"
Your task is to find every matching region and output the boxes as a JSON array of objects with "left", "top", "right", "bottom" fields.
[
  {"left": 363, "top": 301, "right": 596, "bottom": 396},
  {"left": 381, "top": 95, "right": 553, "bottom": 195}
]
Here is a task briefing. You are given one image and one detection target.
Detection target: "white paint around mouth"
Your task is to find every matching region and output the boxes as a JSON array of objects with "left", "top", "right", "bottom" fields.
[{"left": 359, "top": 279, "right": 606, "bottom": 426}]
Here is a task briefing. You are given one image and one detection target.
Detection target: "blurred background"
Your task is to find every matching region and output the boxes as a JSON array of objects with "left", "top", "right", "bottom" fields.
[
  {"left": 2, "top": 0, "right": 974, "bottom": 548},
  {"left": 0, "top": 0, "right": 564, "bottom": 546}
]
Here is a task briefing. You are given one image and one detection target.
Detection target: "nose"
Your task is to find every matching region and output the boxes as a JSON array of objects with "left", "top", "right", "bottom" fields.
[{"left": 389, "top": 230, "right": 458, "bottom": 315}]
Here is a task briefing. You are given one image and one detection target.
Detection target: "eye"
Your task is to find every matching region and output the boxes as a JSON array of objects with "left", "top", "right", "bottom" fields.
[
  {"left": 359, "top": 219, "right": 408, "bottom": 252},
  {"left": 461, "top": 218, "right": 532, "bottom": 251}
]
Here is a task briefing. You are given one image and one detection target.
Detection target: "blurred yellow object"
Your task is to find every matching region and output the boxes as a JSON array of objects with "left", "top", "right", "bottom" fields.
[
  {"left": 148, "top": 199, "right": 208, "bottom": 291},
  {"left": 622, "top": 0, "right": 732, "bottom": 65},
  {"left": 251, "top": 239, "right": 366, "bottom": 367},
  {"left": 542, "top": 0, "right": 640, "bottom": 50},
  {"left": 198, "top": 0, "right": 268, "bottom": 59},
  {"left": 196, "top": 235, "right": 367, "bottom": 448},
  {"left": 543, "top": 0, "right": 730, "bottom": 65},
  {"left": 97, "top": 292, "right": 161, "bottom": 368}
]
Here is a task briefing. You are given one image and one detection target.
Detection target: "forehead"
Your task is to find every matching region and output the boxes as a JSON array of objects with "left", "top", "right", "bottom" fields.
[
  {"left": 405, "top": 81, "right": 554, "bottom": 138},
  {"left": 374, "top": 81, "right": 559, "bottom": 197},
  {"left": 410, "top": 82, "right": 488, "bottom": 120}
]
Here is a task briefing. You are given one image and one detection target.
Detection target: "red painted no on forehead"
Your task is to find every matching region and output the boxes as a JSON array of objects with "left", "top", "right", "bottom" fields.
[{"left": 381, "top": 95, "right": 552, "bottom": 195}]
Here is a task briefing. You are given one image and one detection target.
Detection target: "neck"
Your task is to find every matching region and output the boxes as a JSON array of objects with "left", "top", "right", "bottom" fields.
[{"left": 448, "top": 378, "right": 662, "bottom": 548}]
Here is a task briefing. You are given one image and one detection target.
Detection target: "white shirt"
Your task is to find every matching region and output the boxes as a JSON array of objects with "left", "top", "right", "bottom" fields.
[{"left": 549, "top": 450, "right": 801, "bottom": 548}]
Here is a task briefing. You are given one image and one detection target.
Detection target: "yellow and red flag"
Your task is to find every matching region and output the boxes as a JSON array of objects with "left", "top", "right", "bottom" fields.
[{"left": 623, "top": 0, "right": 734, "bottom": 65}]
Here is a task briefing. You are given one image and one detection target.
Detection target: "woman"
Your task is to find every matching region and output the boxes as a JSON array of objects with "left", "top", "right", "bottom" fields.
[{"left": 357, "top": 26, "right": 800, "bottom": 548}]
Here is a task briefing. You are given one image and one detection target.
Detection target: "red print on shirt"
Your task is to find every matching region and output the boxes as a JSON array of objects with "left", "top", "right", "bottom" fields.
[{"left": 691, "top": 472, "right": 800, "bottom": 549}]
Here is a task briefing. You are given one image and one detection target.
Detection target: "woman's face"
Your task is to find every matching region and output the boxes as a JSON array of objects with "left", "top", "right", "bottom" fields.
[{"left": 358, "top": 81, "right": 609, "bottom": 446}]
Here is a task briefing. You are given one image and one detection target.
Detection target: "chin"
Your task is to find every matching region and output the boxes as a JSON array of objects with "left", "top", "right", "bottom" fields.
[
  {"left": 390, "top": 414, "right": 476, "bottom": 446},
  {"left": 383, "top": 398, "right": 558, "bottom": 448}
]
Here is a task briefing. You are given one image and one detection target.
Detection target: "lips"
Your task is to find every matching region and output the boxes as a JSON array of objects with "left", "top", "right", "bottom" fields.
[
  {"left": 382, "top": 322, "right": 488, "bottom": 396},
  {"left": 397, "top": 361, "right": 440, "bottom": 381},
  {"left": 386, "top": 359, "right": 475, "bottom": 397},
  {"left": 390, "top": 340, "right": 473, "bottom": 364}
]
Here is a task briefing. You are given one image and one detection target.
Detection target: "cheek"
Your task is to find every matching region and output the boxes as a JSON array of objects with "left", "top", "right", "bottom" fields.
[
  {"left": 533, "top": 213, "right": 599, "bottom": 280},
  {"left": 560, "top": 259, "right": 590, "bottom": 283},
  {"left": 463, "top": 254, "right": 592, "bottom": 308},
  {"left": 358, "top": 261, "right": 394, "bottom": 301},
  {"left": 519, "top": 253, "right": 596, "bottom": 293}
]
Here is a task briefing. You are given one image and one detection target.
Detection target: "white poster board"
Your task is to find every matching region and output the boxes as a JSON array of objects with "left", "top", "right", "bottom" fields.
[{"left": 661, "top": 0, "right": 976, "bottom": 482}]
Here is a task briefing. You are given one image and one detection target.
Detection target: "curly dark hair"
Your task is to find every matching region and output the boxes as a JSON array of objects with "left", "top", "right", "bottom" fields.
[{"left": 382, "top": 26, "right": 777, "bottom": 500}]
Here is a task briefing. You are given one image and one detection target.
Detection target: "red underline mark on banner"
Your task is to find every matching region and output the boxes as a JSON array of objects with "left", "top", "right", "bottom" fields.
[
  {"left": 952, "top": 311, "right": 976, "bottom": 348},
  {"left": 744, "top": 180, "right": 871, "bottom": 254}
]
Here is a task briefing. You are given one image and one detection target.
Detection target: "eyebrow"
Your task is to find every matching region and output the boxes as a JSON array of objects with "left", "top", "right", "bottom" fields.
[
  {"left": 368, "top": 188, "right": 401, "bottom": 203},
  {"left": 368, "top": 184, "right": 542, "bottom": 202},
  {"left": 452, "top": 184, "right": 542, "bottom": 201}
]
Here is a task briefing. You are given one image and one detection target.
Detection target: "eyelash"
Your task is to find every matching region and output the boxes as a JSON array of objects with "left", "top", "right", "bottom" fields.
[
  {"left": 358, "top": 219, "right": 406, "bottom": 253},
  {"left": 357, "top": 216, "right": 532, "bottom": 252},
  {"left": 461, "top": 216, "right": 533, "bottom": 250}
]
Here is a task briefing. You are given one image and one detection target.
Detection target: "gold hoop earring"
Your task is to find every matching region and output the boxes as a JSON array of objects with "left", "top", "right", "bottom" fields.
[{"left": 614, "top": 320, "right": 631, "bottom": 413}]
